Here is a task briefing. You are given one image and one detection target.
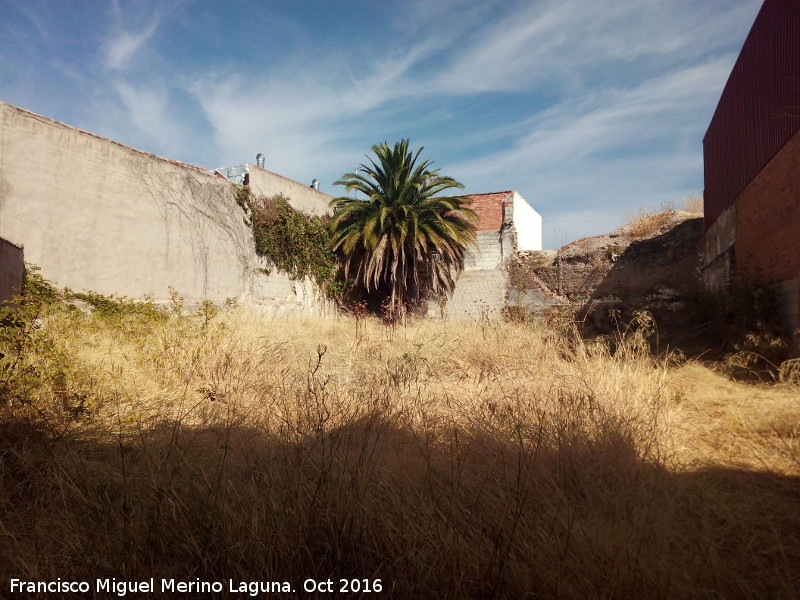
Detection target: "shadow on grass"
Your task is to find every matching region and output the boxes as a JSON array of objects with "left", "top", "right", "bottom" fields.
[{"left": 1, "top": 413, "right": 798, "bottom": 599}]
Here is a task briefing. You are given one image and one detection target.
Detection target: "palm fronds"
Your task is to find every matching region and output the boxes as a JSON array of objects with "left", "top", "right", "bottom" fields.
[{"left": 330, "top": 140, "right": 477, "bottom": 313}]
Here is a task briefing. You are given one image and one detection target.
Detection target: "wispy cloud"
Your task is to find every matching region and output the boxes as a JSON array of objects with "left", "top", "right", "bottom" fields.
[
  {"left": 104, "top": 23, "right": 159, "bottom": 71},
  {"left": 452, "top": 55, "right": 734, "bottom": 178},
  {"left": 428, "top": 0, "right": 756, "bottom": 95},
  {"left": 444, "top": 54, "right": 735, "bottom": 246},
  {"left": 181, "top": 0, "right": 753, "bottom": 242},
  {"left": 188, "top": 39, "right": 443, "bottom": 177},
  {"left": 110, "top": 82, "right": 188, "bottom": 156},
  {"left": 1, "top": 0, "right": 760, "bottom": 249},
  {"left": 101, "top": 0, "right": 178, "bottom": 72},
  {"left": 7, "top": 0, "right": 51, "bottom": 40}
]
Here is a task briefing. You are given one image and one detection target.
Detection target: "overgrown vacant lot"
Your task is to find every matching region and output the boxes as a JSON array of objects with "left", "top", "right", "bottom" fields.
[{"left": 1, "top": 299, "right": 798, "bottom": 599}]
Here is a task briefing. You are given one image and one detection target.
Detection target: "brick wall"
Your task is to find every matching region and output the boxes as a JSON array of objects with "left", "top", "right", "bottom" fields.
[
  {"left": 735, "top": 128, "right": 800, "bottom": 342},
  {"left": 466, "top": 192, "right": 512, "bottom": 232},
  {"left": 736, "top": 129, "right": 800, "bottom": 282}
]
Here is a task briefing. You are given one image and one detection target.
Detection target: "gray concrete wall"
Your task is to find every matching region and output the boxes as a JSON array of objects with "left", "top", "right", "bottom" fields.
[
  {"left": 0, "top": 101, "right": 329, "bottom": 313},
  {"left": 465, "top": 231, "right": 503, "bottom": 270},
  {"left": 701, "top": 203, "right": 736, "bottom": 290},
  {"left": 438, "top": 268, "right": 509, "bottom": 320},
  {"left": 0, "top": 237, "right": 24, "bottom": 304}
]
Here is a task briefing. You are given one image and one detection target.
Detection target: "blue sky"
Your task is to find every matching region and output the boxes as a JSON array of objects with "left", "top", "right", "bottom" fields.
[{"left": 1, "top": 0, "right": 761, "bottom": 248}]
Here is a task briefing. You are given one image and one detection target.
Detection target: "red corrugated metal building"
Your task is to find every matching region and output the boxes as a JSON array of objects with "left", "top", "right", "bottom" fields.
[{"left": 702, "top": 0, "right": 800, "bottom": 347}]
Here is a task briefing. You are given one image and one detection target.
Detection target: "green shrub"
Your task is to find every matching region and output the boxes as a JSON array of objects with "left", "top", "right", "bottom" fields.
[
  {"left": 248, "top": 193, "right": 341, "bottom": 297},
  {"left": 20, "top": 264, "right": 61, "bottom": 306},
  {"left": 65, "top": 290, "right": 168, "bottom": 320}
]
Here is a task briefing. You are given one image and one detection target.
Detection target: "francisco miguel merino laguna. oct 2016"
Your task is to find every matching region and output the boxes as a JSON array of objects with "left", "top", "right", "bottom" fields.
[{"left": 9, "top": 578, "right": 298, "bottom": 595}]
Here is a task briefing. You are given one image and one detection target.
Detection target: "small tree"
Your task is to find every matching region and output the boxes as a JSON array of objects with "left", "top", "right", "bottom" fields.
[{"left": 329, "top": 140, "right": 476, "bottom": 318}]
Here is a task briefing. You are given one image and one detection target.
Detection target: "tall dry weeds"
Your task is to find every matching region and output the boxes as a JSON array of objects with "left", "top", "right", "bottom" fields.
[
  {"left": 623, "top": 195, "right": 704, "bottom": 238},
  {"left": 0, "top": 302, "right": 797, "bottom": 598}
]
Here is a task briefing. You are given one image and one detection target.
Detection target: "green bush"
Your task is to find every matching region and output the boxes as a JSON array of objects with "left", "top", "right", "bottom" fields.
[
  {"left": 247, "top": 193, "right": 341, "bottom": 297},
  {"left": 20, "top": 264, "right": 61, "bottom": 306},
  {"left": 65, "top": 290, "right": 168, "bottom": 321}
]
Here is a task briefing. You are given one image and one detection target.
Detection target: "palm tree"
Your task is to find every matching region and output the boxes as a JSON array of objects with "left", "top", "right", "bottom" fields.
[{"left": 329, "top": 139, "right": 477, "bottom": 316}]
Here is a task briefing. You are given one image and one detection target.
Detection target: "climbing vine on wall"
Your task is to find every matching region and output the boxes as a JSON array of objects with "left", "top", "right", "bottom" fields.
[{"left": 238, "top": 188, "right": 341, "bottom": 297}]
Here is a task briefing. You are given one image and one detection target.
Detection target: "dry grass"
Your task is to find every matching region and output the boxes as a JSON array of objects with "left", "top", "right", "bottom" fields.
[
  {"left": 623, "top": 195, "right": 704, "bottom": 238},
  {"left": 678, "top": 194, "right": 704, "bottom": 215},
  {"left": 622, "top": 209, "right": 674, "bottom": 239},
  {"left": 0, "top": 303, "right": 798, "bottom": 599}
]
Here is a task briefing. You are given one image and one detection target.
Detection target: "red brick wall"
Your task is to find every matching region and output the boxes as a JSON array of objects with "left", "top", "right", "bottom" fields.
[
  {"left": 466, "top": 192, "right": 512, "bottom": 232},
  {"left": 735, "top": 128, "right": 800, "bottom": 341},
  {"left": 736, "top": 129, "right": 800, "bottom": 283}
]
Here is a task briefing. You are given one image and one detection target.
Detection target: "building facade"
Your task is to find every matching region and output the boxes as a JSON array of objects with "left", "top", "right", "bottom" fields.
[
  {"left": 464, "top": 191, "right": 542, "bottom": 270},
  {"left": 440, "top": 190, "right": 542, "bottom": 318},
  {"left": 702, "top": 0, "right": 800, "bottom": 345}
]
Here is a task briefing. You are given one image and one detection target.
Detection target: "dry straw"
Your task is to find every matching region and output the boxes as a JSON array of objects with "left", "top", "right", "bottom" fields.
[{"left": 1, "top": 302, "right": 797, "bottom": 598}]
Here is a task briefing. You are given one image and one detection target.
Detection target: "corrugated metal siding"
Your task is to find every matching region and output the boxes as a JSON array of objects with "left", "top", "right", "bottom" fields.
[{"left": 703, "top": 0, "right": 800, "bottom": 229}]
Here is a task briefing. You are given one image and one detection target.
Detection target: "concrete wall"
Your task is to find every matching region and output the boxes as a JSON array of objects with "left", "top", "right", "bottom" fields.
[
  {"left": 442, "top": 190, "right": 542, "bottom": 318},
  {"left": 0, "top": 101, "right": 332, "bottom": 312},
  {"left": 465, "top": 231, "right": 503, "bottom": 271},
  {"left": 776, "top": 278, "right": 799, "bottom": 344},
  {"left": 701, "top": 203, "right": 736, "bottom": 291},
  {"left": 0, "top": 237, "right": 24, "bottom": 304},
  {"left": 436, "top": 269, "right": 509, "bottom": 320},
  {"left": 247, "top": 165, "right": 332, "bottom": 217}
]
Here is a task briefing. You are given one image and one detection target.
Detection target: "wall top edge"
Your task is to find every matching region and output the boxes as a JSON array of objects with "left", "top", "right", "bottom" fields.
[
  {"left": 0, "top": 236, "right": 24, "bottom": 249},
  {"left": 1, "top": 101, "right": 323, "bottom": 194},
  {"left": 1, "top": 100, "right": 219, "bottom": 180},
  {"left": 246, "top": 164, "right": 334, "bottom": 200}
]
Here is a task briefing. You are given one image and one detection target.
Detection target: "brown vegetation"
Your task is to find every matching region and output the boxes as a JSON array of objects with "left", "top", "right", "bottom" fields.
[
  {"left": 623, "top": 195, "right": 704, "bottom": 237},
  {"left": 1, "top": 292, "right": 798, "bottom": 598}
]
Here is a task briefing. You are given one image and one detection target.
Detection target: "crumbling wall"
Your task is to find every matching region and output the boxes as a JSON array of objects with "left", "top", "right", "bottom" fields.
[
  {"left": 445, "top": 190, "right": 542, "bottom": 318},
  {"left": 510, "top": 212, "right": 704, "bottom": 318}
]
